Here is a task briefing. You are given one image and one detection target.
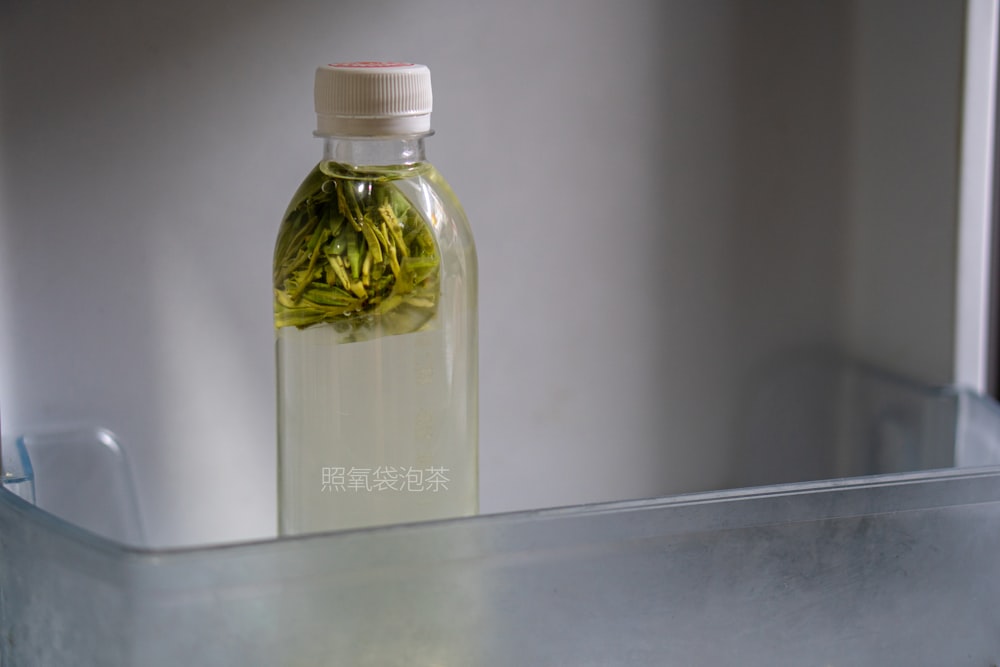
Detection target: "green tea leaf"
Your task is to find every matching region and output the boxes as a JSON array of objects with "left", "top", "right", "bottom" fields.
[{"left": 273, "top": 162, "right": 441, "bottom": 336}]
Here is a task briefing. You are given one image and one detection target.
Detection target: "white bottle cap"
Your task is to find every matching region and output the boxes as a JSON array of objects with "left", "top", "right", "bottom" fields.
[{"left": 314, "top": 62, "right": 433, "bottom": 137}]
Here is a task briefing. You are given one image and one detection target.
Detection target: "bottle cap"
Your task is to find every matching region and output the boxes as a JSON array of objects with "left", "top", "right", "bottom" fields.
[{"left": 314, "top": 62, "right": 433, "bottom": 137}]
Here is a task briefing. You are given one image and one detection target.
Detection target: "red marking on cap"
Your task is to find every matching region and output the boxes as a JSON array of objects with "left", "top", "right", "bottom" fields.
[{"left": 330, "top": 61, "right": 414, "bottom": 68}]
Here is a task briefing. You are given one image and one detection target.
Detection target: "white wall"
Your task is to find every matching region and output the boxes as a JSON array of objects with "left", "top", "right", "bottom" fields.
[
  {"left": 0, "top": 0, "right": 968, "bottom": 547},
  {"left": 955, "top": 0, "right": 999, "bottom": 394}
]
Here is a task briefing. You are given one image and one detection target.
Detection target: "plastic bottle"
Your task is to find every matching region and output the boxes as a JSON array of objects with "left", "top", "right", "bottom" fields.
[{"left": 274, "top": 62, "right": 478, "bottom": 535}]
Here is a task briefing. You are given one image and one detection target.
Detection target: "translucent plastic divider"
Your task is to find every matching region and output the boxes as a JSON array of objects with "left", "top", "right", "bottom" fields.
[
  {"left": 13, "top": 428, "right": 144, "bottom": 546},
  {"left": 956, "top": 387, "right": 1000, "bottom": 466},
  {"left": 0, "top": 436, "right": 34, "bottom": 504},
  {"left": 735, "top": 354, "right": 999, "bottom": 487}
]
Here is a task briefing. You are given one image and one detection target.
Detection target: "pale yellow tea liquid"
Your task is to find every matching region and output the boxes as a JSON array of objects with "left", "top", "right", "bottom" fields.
[{"left": 277, "top": 318, "right": 476, "bottom": 533}]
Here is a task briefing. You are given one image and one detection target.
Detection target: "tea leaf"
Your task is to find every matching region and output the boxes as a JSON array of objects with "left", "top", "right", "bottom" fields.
[
  {"left": 273, "top": 162, "right": 440, "bottom": 336},
  {"left": 326, "top": 253, "right": 351, "bottom": 289},
  {"left": 289, "top": 228, "right": 330, "bottom": 304}
]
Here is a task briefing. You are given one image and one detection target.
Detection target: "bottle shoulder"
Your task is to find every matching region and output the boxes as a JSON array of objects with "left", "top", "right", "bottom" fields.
[
  {"left": 318, "top": 160, "right": 433, "bottom": 181},
  {"left": 284, "top": 161, "right": 470, "bottom": 229}
]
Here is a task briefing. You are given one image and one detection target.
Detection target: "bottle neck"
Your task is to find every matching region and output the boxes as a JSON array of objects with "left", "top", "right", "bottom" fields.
[{"left": 321, "top": 135, "right": 429, "bottom": 167}]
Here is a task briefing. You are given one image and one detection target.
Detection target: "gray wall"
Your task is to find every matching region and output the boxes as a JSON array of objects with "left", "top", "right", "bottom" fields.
[
  {"left": 0, "top": 0, "right": 967, "bottom": 546},
  {"left": 845, "top": 1, "right": 964, "bottom": 385}
]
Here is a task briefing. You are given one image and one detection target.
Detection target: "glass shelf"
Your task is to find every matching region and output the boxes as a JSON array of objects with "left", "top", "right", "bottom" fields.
[
  {"left": 4, "top": 358, "right": 1000, "bottom": 665},
  {"left": 5, "top": 465, "right": 1000, "bottom": 665}
]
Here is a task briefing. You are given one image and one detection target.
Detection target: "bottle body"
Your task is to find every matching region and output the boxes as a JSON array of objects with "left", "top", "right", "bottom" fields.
[{"left": 275, "top": 138, "right": 477, "bottom": 535}]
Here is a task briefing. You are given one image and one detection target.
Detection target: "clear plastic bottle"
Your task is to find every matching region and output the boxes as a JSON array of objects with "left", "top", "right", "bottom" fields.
[{"left": 274, "top": 63, "right": 478, "bottom": 535}]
